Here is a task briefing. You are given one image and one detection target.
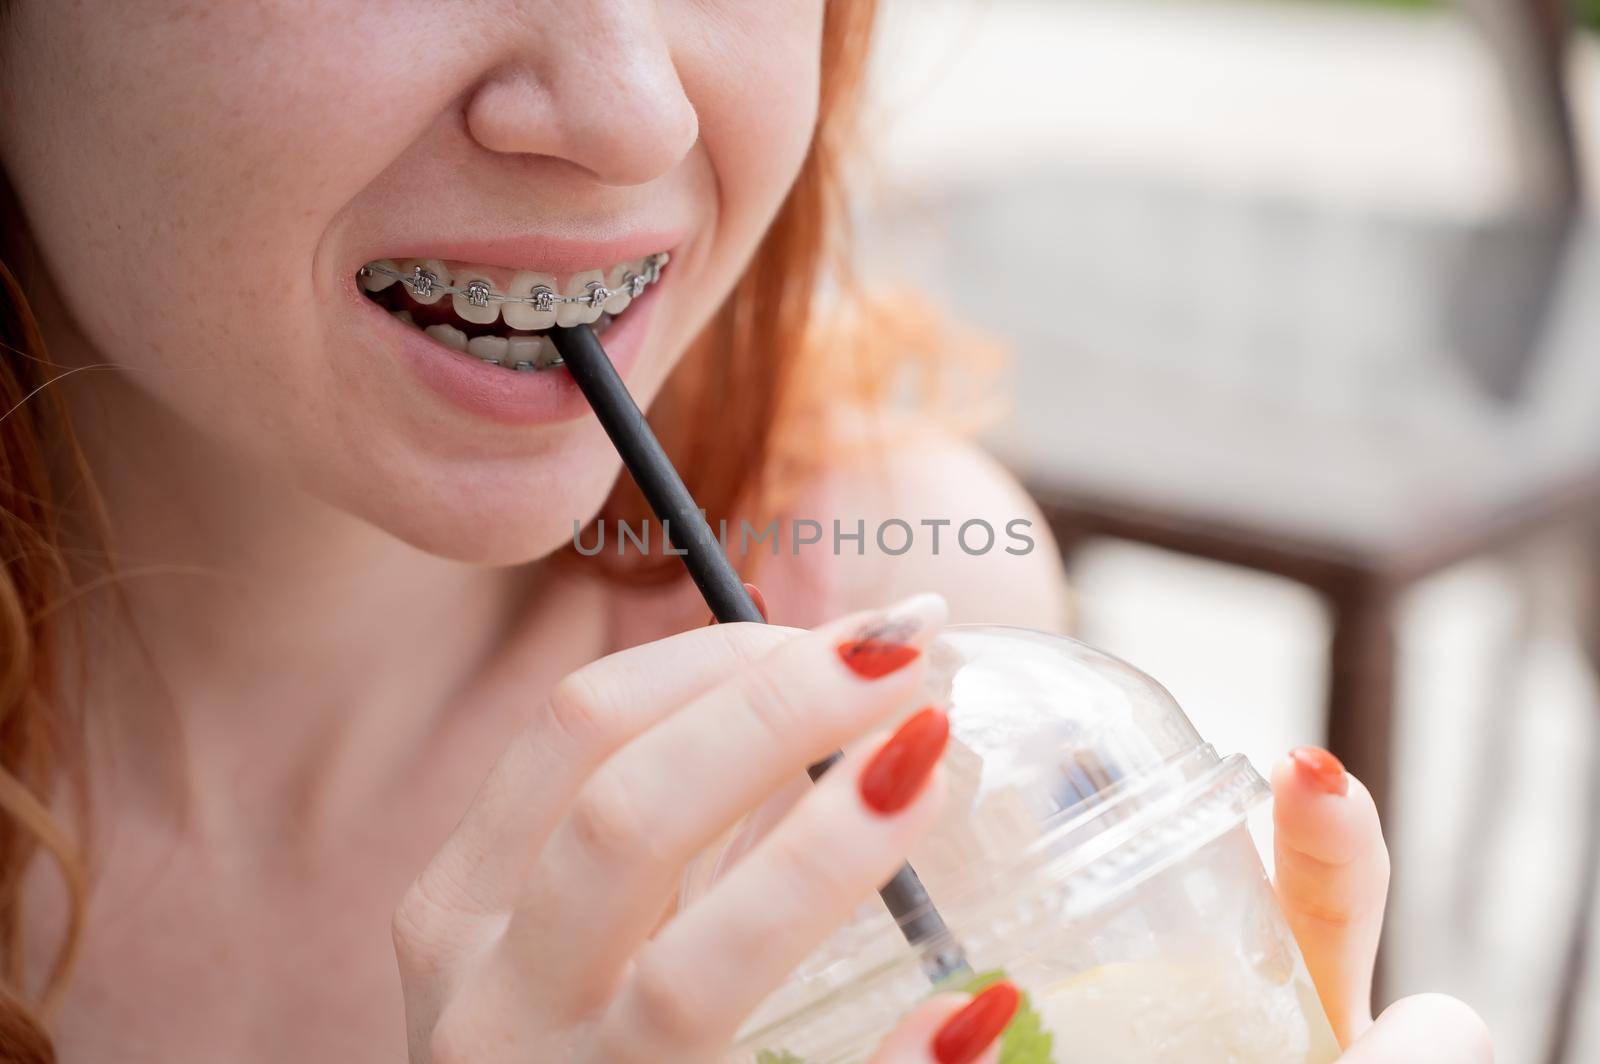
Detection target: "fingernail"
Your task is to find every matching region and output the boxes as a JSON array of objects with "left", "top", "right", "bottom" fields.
[
  {"left": 836, "top": 592, "right": 946, "bottom": 679},
  {"left": 932, "top": 982, "right": 1021, "bottom": 1064},
  {"left": 1290, "top": 746, "right": 1349, "bottom": 796},
  {"left": 743, "top": 582, "right": 769, "bottom": 622},
  {"left": 860, "top": 707, "right": 949, "bottom": 814}
]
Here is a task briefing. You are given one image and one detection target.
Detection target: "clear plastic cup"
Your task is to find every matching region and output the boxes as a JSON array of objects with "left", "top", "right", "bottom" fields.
[{"left": 681, "top": 625, "right": 1342, "bottom": 1063}]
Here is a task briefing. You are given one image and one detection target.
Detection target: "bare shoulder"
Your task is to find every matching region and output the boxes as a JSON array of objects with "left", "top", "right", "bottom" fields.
[{"left": 753, "top": 422, "right": 1073, "bottom": 633}]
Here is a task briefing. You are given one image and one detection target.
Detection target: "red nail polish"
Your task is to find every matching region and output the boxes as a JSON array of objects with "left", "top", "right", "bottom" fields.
[
  {"left": 1290, "top": 746, "right": 1349, "bottom": 796},
  {"left": 836, "top": 616, "right": 921, "bottom": 678},
  {"left": 743, "top": 581, "right": 769, "bottom": 622},
  {"left": 932, "top": 982, "right": 1021, "bottom": 1064},
  {"left": 837, "top": 640, "right": 919, "bottom": 678},
  {"left": 860, "top": 708, "right": 949, "bottom": 814}
]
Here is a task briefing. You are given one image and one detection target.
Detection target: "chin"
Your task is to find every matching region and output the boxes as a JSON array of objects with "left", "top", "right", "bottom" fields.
[{"left": 324, "top": 442, "right": 628, "bottom": 567}]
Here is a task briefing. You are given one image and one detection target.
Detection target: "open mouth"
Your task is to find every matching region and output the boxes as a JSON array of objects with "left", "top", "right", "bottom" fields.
[{"left": 357, "top": 252, "right": 669, "bottom": 372}]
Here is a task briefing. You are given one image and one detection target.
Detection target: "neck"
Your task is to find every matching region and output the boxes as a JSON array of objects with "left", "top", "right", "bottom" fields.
[{"left": 40, "top": 308, "right": 605, "bottom": 851}]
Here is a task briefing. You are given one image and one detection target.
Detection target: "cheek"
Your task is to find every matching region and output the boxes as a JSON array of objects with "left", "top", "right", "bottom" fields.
[
  {"left": 685, "top": 3, "right": 825, "bottom": 269},
  {"left": 0, "top": 2, "right": 444, "bottom": 459}
]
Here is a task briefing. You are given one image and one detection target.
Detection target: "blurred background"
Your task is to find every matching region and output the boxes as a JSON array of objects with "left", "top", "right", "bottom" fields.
[{"left": 853, "top": 0, "right": 1600, "bottom": 1060}]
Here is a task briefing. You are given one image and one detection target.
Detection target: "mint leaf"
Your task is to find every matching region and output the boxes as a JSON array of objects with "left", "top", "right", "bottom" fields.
[{"left": 755, "top": 1052, "right": 806, "bottom": 1064}]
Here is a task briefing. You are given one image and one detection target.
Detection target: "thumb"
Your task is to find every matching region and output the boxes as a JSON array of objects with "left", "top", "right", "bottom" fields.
[{"left": 1337, "top": 994, "right": 1493, "bottom": 1063}]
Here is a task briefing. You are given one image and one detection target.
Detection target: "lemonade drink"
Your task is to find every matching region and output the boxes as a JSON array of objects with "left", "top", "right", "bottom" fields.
[{"left": 683, "top": 627, "right": 1342, "bottom": 1064}]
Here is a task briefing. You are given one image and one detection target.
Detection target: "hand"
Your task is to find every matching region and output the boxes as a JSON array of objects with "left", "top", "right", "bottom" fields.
[
  {"left": 1272, "top": 749, "right": 1493, "bottom": 1063},
  {"left": 391, "top": 592, "right": 991, "bottom": 1063}
]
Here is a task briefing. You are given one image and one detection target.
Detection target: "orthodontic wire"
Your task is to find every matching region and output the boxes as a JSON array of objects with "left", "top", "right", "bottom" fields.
[
  {"left": 359, "top": 254, "right": 668, "bottom": 372},
  {"left": 358, "top": 253, "right": 669, "bottom": 312}
]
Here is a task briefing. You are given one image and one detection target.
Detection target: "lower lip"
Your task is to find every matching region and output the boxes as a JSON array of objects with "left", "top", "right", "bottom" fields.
[{"left": 367, "top": 280, "right": 664, "bottom": 427}]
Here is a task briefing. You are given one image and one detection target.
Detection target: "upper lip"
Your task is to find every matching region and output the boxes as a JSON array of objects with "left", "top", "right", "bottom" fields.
[{"left": 354, "top": 229, "right": 686, "bottom": 276}]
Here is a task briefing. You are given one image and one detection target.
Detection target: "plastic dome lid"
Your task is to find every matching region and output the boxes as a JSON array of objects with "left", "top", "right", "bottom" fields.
[{"left": 683, "top": 625, "right": 1269, "bottom": 1035}]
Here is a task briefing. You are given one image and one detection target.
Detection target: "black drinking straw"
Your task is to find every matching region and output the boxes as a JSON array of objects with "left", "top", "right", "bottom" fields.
[{"left": 550, "top": 323, "right": 969, "bottom": 984}]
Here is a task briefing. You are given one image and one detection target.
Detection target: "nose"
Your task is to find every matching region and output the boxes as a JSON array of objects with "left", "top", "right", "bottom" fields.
[{"left": 464, "top": 4, "right": 698, "bottom": 187}]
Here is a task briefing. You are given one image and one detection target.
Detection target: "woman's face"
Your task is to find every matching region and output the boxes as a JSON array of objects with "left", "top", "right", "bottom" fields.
[{"left": 0, "top": 1, "right": 825, "bottom": 561}]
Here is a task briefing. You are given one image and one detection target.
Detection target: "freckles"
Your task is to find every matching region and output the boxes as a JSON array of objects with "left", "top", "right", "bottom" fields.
[
  {"left": 698, "top": 63, "right": 819, "bottom": 198},
  {"left": 686, "top": 5, "right": 824, "bottom": 180}
]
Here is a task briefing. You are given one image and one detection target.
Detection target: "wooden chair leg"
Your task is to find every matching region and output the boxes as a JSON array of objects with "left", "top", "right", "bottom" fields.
[{"left": 1324, "top": 579, "right": 1399, "bottom": 1011}]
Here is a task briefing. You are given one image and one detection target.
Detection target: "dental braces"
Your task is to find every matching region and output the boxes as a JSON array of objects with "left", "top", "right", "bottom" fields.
[{"left": 358, "top": 252, "right": 670, "bottom": 314}]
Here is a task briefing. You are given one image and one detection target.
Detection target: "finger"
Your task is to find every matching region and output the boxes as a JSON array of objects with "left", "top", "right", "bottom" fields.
[
  {"left": 525, "top": 593, "right": 947, "bottom": 1000},
  {"left": 706, "top": 581, "right": 768, "bottom": 625},
  {"left": 745, "top": 582, "right": 769, "bottom": 623},
  {"left": 600, "top": 706, "right": 952, "bottom": 1061},
  {"left": 404, "top": 620, "right": 799, "bottom": 931},
  {"left": 1271, "top": 747, "right": 1389, "bottom": 1045},
  {"left": 1337, "top": 994, "right": 1493, "bottom": 1063},
  {"left": 868, "top": 988, "right": 1015, "bottom": 1064}
]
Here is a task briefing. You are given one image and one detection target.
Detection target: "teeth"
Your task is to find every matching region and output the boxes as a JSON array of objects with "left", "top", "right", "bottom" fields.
[
  {"left": 557, "top": 269, "right": 606, "bottom": 327},
  {"left": 401, "top": 259, "right": 451, "bottom": 304},
  {"left": 502, "top": 271, "right": 559, "bottom": 331},
  {"left": 506, "top": 336, "right": 542, "bottom": 365},
  {"left": 423, "top": 322, "right": 467, "bottom": 352},
  {"left": 604, "top": 260, "right": 640, "bottom": 315},
  {"left": 362, "top": 259, "right": 400, "bottom": 292},
  {"left": 466, "top": 335, "right": 509, "bottom": 363},
  {"left": 532, "top": 335, "right": 562, "bottom": 368},
  {"left": 367, "top": 251, "right": 668, "bottom": 354},
  {"left": 451, "top": 270, "right": 501, "bottom": 326}
]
